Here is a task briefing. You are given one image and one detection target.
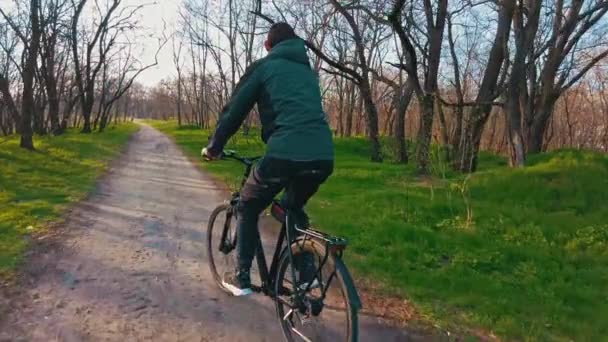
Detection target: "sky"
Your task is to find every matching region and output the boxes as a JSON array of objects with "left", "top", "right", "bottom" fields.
[
  {"left": 126, "top": 0, "right": 180, "bottom": 87},
  {"left": 0, "top": 0, "right": 180, "bottom": 87}
]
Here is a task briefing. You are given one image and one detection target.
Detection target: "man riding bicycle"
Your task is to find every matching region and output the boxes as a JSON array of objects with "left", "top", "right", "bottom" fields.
[{"left": 202, "top": 23, "right": 334, "bottom": 297}]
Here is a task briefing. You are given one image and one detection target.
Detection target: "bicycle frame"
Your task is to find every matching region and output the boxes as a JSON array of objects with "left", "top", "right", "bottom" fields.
[
  {"left": 252, "top": 201, "right": 288, "bottom": 296},
  {"left": 221, "top": 152, "right": 355, "bottom": 303},
  {"left": 234, "top": 197, "right": 351, "bottom": 302},
  {"left": 208, "top": 151, "right": 362, "bottom": 341}
]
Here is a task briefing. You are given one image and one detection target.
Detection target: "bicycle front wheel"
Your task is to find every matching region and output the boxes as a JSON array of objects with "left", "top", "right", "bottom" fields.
[
  {"left": 206, "top": 203, "right": 239, "bottom": 295},
  {"left": 275, "top": 238, "right": 359, "bottom": 342}
]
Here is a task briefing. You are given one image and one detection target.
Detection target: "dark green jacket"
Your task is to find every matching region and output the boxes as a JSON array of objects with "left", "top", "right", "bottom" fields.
[{"left": 207, "top": 38, "right": 334, "bottom": 161}]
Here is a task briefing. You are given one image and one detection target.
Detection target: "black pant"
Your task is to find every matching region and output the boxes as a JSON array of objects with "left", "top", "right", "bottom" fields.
[{"left": 237, "top": 157, "right": 333, "bottom": 270}]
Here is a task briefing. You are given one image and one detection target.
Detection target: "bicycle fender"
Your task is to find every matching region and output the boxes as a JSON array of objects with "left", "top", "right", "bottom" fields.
[{"left": 334, "top": 257, "right": 363, "bottom": 311}]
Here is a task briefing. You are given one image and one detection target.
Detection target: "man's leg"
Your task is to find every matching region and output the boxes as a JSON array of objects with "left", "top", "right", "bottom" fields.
[
  {"left": 224, "top": 158, "right": 284, "bottom": 296},
  {"left": 281, "top": 160, "right": 333, "bottom": 287},
  {"left": 281, "top": 160, "right": 334, "bottom": 223}
]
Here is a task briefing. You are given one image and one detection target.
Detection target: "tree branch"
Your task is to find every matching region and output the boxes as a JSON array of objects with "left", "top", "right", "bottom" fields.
[
  {"left": 250, "top": 10, "right": 362, "bottom": 82},
  {"left": 0, "top": 8, "right": 27, "bottom": 45},
  {"left": 343, "top": 5, "right": 390, "bottom": 26},
  {"left": 437, "top": 95, "right": 504, "bottom": 108},
  {"left": 250, "top": 11, "right": 274, "bottom": 25},
  {"left": 388, "top": 0, "right": 422, "bottom": 96},
  {"left": 368, "top": 67, "right": 398, "bottom": 88},
  {"left": 321, "top": 67, "right": 359, "bottom": 84},
  {"left": 561, "top": 49, "right": 608, "bottom": 91}
]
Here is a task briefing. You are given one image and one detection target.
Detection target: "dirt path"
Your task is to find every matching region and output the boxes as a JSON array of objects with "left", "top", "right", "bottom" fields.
[{"left": 1, "top": 125, "right": 416, "bottom": 341}]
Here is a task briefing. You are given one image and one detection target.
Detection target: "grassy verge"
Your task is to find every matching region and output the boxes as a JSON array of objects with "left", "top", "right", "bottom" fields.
[
  {"left": 0, "top": 124, "right": 139, "bottom": 279},
  {"left": 150, "top": 120, "right": 608, "bottom": 341}
]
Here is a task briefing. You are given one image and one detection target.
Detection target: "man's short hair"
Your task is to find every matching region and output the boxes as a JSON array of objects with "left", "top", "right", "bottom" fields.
[{"left": 267, "top": 22, "right": 297, "bottom": 48}]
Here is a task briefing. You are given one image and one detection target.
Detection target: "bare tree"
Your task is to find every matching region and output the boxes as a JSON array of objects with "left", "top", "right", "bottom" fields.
[
  {"left": 97, "top": 37, "right": 163, "bottom": 132},
  {"left": 504, "top": 0, "right": 541, "bottom": 167},
  {"left": 327, "top": 0, "right": 384, "bottom": 161},
  {"left": 449, "top": 0, "right": 515, "bottom": 172},
  {"left": 39, "top": 0, "right": 71, "bottom": 135},
  {"left": 172, "top": 33, "right": 184, "bottom": 126},
  {"left": 522, "top": 0, "right": 608, "bottom": 153},
  {"left": 70, "top": 0, "right": 129, "bottom": 133},
  {"left": 0, "top": 0, "right": 42, "bottom": 149},
  {"left": 388, "top": 0, "right": 449, "bottom": 173},
  {"left": 0, "top": 23, "right": 20, "bottom": 135}
]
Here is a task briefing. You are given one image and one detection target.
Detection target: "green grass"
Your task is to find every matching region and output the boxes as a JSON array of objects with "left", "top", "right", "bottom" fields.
[
  {"left": 0, "top": 124, "right": 139, "bottom": 279},
  {"left": 150, "top": 120, "right": 608, "bottom": 341}
]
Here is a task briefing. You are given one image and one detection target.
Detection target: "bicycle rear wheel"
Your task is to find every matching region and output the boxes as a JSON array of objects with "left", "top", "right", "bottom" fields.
[
  {"left": 275, "top": 238, "right": 359, "bottom": 342},
  {"left": 206, "top": 203, "right": 239, "bottom": 294}
]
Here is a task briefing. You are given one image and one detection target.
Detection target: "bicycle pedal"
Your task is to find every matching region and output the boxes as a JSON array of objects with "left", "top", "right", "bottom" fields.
[
  {"left": 310, "top": 299, "right": 324, "bottom": 316},
  {"left": 250, "top": 285, "right": 263, "bottom": 293}
]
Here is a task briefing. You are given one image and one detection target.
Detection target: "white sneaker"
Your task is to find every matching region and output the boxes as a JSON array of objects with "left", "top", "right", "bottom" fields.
[
  {"left": 222, "top": 272, "right": 253, "bottom": 297},
  {"left": 298, "top": 278, "right": 321, "bottom": 291}
]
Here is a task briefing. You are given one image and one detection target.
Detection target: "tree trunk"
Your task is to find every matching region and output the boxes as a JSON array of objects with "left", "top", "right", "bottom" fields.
[
  {"left": 453, "top": 0, "right": 515, "bottom": 172},
  {"left": 93, "top": 108, "right": 102, "bottom": 131},
  {"left": 456, "top": 106, "right": 486, "bottom": 172},
  {"left": 32, "top": 109, "right": 45, "bottom": 135},
  {"left": 99, "top": 111, "right": 110, "bottom": 132},
  {"left": 61, "top": 95, "right": 77, "bottom": 132},
  {"left": 506, "top": 107, "right": 526, "bottom": 167},
  {"left": 355, "top": 94, "right": 364, "bottom": 136},
  {"left": 81, "top": 88, "right": 94, "bottom": 133},
  {"left": 436, "top": 97, "right": 450, "bottom": 161},
  {"left": 0, "top": 106, "right": 6, "bottom": 135},
  {"left": 33, "top": 91, "right": 46, "bottom": 135},
  {"left": 527, "top": 99, "right": 556, "bottom": 153},
  {"left": 74, "top": 105, "right": 81, "bottom": 128},
  {"left": 0, "top": 75, "right": 20, "bottom": 132},
  {"left": 48, "top": 90, "right": 60, "bottom": 135},
  {"left": 416, "top": 95, "right": 435, "bottom": 174},
  {"left": 81, "top": 111, "right": 93, "bottom": 132},
  {"left": 506, "top": 5, "right": 527, "bottom": 167},
  {"left": 360, "top": 81, "right": 382, "bottom": 162},
  {"left": 43, "top": 49, "right": 61, "bottom": 135},
  {"left": 113, "top": 107, "right": 119, "bottom": 126},
  {"left": 19, "top": 0, "right": 42, "bottom": 149},
  {"left": 486, "top": 111, "right": 499, "bottom": 151},
  {"left": 123, "top": 95, "right": 130, "bottom": 123},
  {"left": 345, "top": 83, "right": 355, "bottom": 137},
  {"left": 337, "top": 77, "right": 345, "bottom": 136},
  {"left": 394, "top": 81, "right": 414, "bottom": 164},
  {"left": 177, "top": 78, "right": 182, "bottom": 126},
  {"left": 450, "top": 105, "right": 464, "bottom": 155},
  {"left": 507, "top": 0, "right": 540, "bottom": 164},
  {"left": 98, "top": 102, "right": 114, "bottom": 133}
]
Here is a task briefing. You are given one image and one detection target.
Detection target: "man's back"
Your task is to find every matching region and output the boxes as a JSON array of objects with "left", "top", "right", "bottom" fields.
[
  {"left": 257, "top": 38, "right": 334, "bottom": 161},
  {"left": 205, "top": 37, "right": 333, "bottom": 162}
]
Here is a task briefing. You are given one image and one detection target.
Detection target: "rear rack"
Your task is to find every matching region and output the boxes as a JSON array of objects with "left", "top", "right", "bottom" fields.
[
  {"left": 295, "top": 227, "right": 348, "bottom": 248},
  {"left": 270, "top": 201, "right": 348, "bottom": 254}
]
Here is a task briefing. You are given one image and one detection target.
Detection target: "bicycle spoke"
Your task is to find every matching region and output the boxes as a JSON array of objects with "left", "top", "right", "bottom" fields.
[
  {"left": 283, "top": 308, "right": 296, "bottom": 322},
  {"left": 283, "top": 307, "right": 315, "bottom": 342},
  {"left": 278, "top": 296, "right": 295, "bottom": 309},
  {"left": 291, "top": 327, "right": 313, "bottom": 342},
  {"left": 276, "top": 248, "right": 354, "bottom": 341}
]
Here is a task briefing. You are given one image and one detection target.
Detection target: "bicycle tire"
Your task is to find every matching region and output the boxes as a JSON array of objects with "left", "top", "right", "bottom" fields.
[
  {"left": 206, "top": 203, "right": 238, "bottom": 295},
  {"left": 274, "top": 238, "right": 359, "bottom": 342}
]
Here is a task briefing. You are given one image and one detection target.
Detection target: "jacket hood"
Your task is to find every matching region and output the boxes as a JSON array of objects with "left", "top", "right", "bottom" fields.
[{"left": 268, "top": 38, "right": 310, "bottom": 65}]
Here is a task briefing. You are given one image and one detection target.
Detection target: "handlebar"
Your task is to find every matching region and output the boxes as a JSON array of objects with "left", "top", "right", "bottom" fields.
[{"left": 221, "top": 150, "right": 262, "bottom": 166}]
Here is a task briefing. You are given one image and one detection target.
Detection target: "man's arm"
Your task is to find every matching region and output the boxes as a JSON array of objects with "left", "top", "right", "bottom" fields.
[{"left": 206, "top": 62, "right": 263, "bottom": 156}]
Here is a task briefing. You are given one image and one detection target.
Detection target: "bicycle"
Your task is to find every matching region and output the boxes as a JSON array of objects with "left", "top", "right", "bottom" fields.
[{"left": 206, "top": 150, "right": 361, "bottom": 342}]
